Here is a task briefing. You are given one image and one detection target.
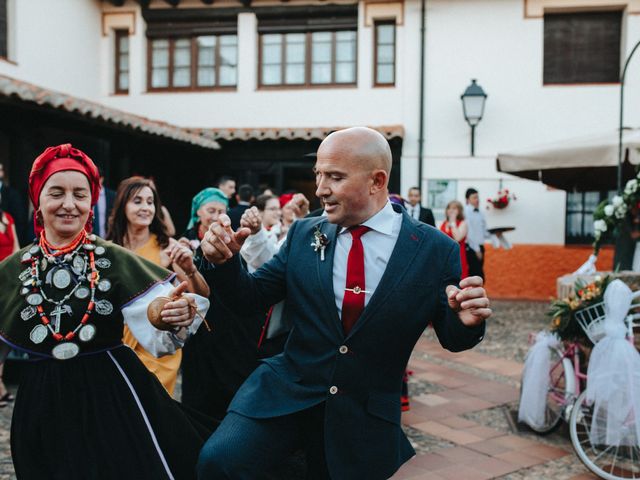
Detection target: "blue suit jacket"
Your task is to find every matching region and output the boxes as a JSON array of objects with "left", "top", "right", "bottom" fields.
[{"left": 206, "top": 205, "right": 485, "bottom": 479}]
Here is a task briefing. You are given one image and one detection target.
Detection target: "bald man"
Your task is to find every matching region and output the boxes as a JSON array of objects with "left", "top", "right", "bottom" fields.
[{"left": 197, "top": 127, "right": 491, "bottom": 479}]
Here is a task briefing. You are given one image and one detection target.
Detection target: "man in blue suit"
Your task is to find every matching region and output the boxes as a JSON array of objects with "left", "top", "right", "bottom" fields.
[{"left": 197, "top": 127, "right": 491, "bottom": 479}]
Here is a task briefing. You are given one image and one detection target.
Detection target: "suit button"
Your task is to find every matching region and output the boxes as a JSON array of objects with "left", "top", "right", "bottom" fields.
[
  {"left": 339, "top": 345, "right": 348, "bottom": 354},
  {"left": 329, "top": 386, "right": 338, "bottom": 395}
]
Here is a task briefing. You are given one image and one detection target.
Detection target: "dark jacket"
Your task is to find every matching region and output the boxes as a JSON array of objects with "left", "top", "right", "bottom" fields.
[
  {"left": 204, "top": 205, "right": 485, "bottom": 479},
  {"left": 228, "top": 203, "right": 251, "bottom": 231}
]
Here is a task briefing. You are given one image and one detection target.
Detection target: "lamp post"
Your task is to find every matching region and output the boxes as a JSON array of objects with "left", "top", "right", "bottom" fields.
[
  {"left": 461, "top": 79, "right": 488, "bottom": 157},
  {"left": 618, "top": 39, "right": 640, "bottom": 193}
]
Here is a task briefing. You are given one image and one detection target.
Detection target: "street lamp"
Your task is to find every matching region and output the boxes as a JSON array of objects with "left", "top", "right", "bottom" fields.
[{"left": 461, "top": 79, "right": 488, "bottom": 157}]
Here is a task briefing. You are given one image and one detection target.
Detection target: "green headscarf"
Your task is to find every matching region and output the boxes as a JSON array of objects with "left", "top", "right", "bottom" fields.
[{"left": 188, "top": 187, "right": 229, "bottom": 229}]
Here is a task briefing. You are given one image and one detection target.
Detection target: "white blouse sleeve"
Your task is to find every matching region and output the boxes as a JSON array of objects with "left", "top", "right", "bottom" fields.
[
  {"left": 240, "top": 228, "right": 280, "bottom": 273},
  {"left": 122, "top": 281, "right": 209, "bottom": 357}
]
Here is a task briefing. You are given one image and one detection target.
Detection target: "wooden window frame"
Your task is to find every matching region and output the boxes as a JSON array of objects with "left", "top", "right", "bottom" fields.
[
  {"left": 147, "top": 34, "right": 237, "bottom": 92},
  {"left": 373, "top": 20, "right": 396, "bottom": 87},
  {"left": 114, "top": 29, "right": 129, "bottom": 94},
  {"left": 258, "top": 30, "right": 358, "bottom": 89},
  {"left": 565, "top": 190, "right": 614, "bottom": 245}
]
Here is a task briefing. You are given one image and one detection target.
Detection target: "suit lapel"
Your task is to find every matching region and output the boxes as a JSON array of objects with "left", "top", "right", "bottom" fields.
[
  {"left": 315, "top": 221, "right": 343, "bottom": 337},
  {"left": 347, "top": 212, "right": 425, "bottom": 339}
]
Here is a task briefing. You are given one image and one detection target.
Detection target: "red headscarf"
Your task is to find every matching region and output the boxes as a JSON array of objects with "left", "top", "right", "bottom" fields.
[
  {"left": 279, "top": 193, "right": 294, "bottom": 208},
  {"left": 28, "top": 144, "right": 101, "bottom": 236}
]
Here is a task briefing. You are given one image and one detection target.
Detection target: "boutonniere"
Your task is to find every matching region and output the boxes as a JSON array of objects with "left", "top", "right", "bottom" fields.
[{"left": 311, "top": 225, "right": 330, "bottom": 261}]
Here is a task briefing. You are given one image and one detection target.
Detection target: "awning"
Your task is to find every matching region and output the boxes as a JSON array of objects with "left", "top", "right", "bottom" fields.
[
  {"left": 496, "top": 129, "right": 640, "bottom": 191},
  {"left": 0, "top": 74, "right": 220, "bottom": 150},
  {"left": 187, "top": 125, "right": 405, "bottom": 142}
]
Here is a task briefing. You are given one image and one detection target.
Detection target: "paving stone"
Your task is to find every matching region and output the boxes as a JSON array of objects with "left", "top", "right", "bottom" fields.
[
  {"left": 438, "top": 416, "right": 478, "bottom": 429},
  {"left": 435, "top": 464, "right": 494, "bottom": 480},
  {"left": 495, "top": 450, "right": 548, "bottom": 468}
]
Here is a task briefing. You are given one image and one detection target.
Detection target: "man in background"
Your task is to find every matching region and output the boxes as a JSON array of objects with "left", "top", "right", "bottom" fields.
[
  {"left": 464, "top": 187, "right": 490, "bottom": 280},
  {"left": 228, "top": 184, "right": 255, "bottom": 231},
  {"left": 217, "top": 176, "right": 236, "bottom": 199},
  {"left": 406, "top": 187, "right": 435, "bottom": 227},
  {"left": 93, "top": 176, "right": 116, "bottom": 238}
]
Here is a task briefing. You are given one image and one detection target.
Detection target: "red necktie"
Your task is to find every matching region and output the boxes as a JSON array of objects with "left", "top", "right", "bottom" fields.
[{"left": 341, "top": 225, "right": 370, "bottom": 335}]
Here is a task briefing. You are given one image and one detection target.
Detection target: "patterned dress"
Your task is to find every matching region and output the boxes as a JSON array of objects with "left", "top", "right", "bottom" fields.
[{"left": 0, "top": 238, "right": 214, "bottom": 479}]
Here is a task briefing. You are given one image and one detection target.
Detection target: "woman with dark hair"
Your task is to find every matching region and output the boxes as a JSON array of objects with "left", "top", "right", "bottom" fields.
[
  {"left": 108, "top": 176, "right": 209, "bottom": 394},
  {"left": 0, "top": 144, "right": 212, "bottom": 479},
  {"left": 0, "top": 203, "right": 19, "bottom": 408}
]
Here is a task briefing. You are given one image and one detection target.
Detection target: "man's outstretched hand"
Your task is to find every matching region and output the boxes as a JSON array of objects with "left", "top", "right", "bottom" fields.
[
  {"left": 445, "top": 276, "right": 491, "bottom": 327},
  {"left": 201, "top": 214, "right": 252, "bottom": 265}
]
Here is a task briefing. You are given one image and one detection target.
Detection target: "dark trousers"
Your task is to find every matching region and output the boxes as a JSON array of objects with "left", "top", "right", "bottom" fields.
[
  {"left": 197, "top": 403, "right": 329, "bottom": 480},
  {"left": 466, "top": 245, "right": 485, "bottom": 280}
]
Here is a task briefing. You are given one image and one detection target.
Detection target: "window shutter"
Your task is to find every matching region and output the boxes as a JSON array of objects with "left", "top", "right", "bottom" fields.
[
  {"left": 143, "top": 8, "right": 238, "bottom": 37},
  {"left": 544, "top": 11, "right": 621, "bottom": 84},
  {"left": 0, "top": 0, "right": 7, "bottom": 58},
  {"left": 256, "top": 5, "right": 358, "bottom": 34}
]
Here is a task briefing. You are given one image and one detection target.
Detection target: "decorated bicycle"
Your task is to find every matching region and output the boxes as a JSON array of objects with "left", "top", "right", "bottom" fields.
[{"left": 519, "top": 276, "right": 640, "bottom": 479}]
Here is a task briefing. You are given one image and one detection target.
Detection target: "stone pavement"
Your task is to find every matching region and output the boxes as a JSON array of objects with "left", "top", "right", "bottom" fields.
[
  {"left": 391, "top": 334, "right": 597, "bottom": 480},
  {"left": 0, "top": 300, "right": 603, "bottom": 479}
]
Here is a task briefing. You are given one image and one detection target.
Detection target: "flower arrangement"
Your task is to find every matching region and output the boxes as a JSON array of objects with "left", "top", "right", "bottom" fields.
[
  {"left": 592, "top": 175, "right": 640, "bottom": 253},
  {"left": 486, "top": 189, "right": 516, "bottom": 210},
  {"left": 548, "top": 275, "right": 611, "bottom": 344},
  {"left": 311, "top": 225, "right": 330, "bottom": 261}
]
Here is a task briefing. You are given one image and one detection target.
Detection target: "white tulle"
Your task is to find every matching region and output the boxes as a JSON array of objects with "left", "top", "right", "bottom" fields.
[
  {"left": 518, "top": 331, "right": 561, "bottom": 429},
  {"left": 586, "top": 279, "right": 640, "bottom": 446},
  {"left": 573, "top": 254, "right": 598, "bottom": 275}
]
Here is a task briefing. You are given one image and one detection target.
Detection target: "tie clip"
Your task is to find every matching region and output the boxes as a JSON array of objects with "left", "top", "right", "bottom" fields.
[{"left": 345, "top": 286, "right": 370, "bottom": 294}]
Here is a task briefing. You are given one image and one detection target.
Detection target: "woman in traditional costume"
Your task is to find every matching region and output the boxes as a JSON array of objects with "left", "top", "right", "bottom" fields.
[
  {"left": 107, "top": 176, "right": 209, "bottom": 395},
  {"left": 180, "top": 187, "right": 229, "bottom": 251},
  {"left": 0, "top": 144, "right": 212, "bottom": 479}
]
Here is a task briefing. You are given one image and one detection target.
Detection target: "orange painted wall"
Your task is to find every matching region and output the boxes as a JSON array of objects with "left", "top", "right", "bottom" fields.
[{"left": 483, "top": 245, "right": 615, "bottom": 300}]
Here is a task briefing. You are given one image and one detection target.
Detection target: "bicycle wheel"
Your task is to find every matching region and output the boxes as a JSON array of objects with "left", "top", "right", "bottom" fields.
[
  {"left": 570, "top": 390, "right": 640, "bottom": 479},
  {"left": 521, "top": 345, "right": 575, "bottom": 434}
]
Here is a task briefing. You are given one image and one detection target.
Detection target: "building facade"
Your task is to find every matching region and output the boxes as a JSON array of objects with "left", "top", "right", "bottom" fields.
[{"left": 1, "top": 0, "right": 639, "bottom": 246}]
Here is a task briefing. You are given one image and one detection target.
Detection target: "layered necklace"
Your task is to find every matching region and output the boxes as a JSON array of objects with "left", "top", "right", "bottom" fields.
[{"left": 19, "top": 229, "right": 113, "bottom": 360}]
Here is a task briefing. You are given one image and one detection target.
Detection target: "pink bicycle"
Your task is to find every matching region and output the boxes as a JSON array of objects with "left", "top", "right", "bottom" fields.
[{"left": 524, "top": 300, "right": 640, "bottom": 479}]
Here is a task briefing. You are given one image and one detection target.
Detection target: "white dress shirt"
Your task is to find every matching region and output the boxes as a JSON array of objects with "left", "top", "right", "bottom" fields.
[
  {"left": 407, "top": 204, "right": 420, "bottom": 221},
  {"left": 333, "top": 201, "right": 402, "bottom": 318},
  {"left": 464, "top": 204, "right": 489, "bottom": 252},
  {"left": 240, "top": 224, "right": 284, "bottom": 273}
]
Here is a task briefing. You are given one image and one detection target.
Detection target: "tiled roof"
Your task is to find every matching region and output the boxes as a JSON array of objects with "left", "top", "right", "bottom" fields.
[
  {"left": 187, "top": 125, "right": 405, "bottom": 142},
  {"left": 0, "top": 74, "right": 220, "bottom": 150}
]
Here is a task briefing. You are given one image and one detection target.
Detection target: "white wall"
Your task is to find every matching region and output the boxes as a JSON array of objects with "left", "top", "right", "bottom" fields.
[
  {"left": 414, "top": 0, "right": 640, "bottom": 244},
  {"left": 2, "top": 0, "right": 632, "bottom": 245},
  {"left": 424, "top": 156, "right": 567, "bottom": 244},
  {"left": 0, "top": 0, "right": 103, "bottom": 99},
  {"left": 100, "top": 2, "right": 406, "bottom": 129}
]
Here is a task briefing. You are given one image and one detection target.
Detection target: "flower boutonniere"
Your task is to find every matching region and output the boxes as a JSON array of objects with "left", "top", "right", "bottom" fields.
[{"left": 311, "top": 225, "right": 330, "bottom": 261}]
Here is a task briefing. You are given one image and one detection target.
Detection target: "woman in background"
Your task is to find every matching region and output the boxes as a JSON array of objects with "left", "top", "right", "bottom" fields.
[
  {"left": 440, "top": 200, "right": 469, "bottom": 279},
  {"left": 181, "top": 187, "right": 264, "bottom": 421},
  {"left": 0, "top": 204, "right": 19, "bottom": 408},
  {"left": 108, "top": 176, "right": 209, "bottom": 395},
  {"left": 181, "top": 187, "right": 229, "bottom": 251}
]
